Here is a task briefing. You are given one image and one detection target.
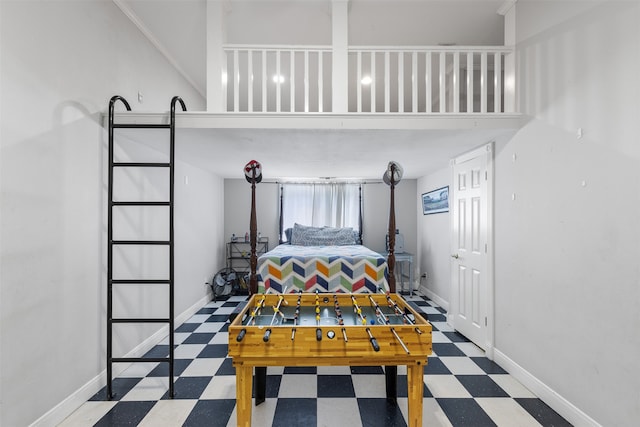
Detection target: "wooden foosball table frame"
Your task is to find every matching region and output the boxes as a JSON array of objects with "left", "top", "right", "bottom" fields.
[{"left": 228, "top": 292, "right": 432, "bottom": 427}]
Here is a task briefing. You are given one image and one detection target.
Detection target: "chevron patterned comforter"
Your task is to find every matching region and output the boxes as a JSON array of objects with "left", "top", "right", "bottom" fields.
[{"left": 257, "top": 244, "right": 389, "bottom": 294}]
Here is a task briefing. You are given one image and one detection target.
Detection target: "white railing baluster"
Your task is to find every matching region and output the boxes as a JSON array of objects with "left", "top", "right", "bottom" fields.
[
  {"left": 439, "top": 51, "right": 446, "bottom": 113},
  {"left": 481, "top": 52, "right": 487, "bottom": 113},
  {"left": 426, "top": 51, "right": 432, "bottom": 113},
  {"left": 467, "top": 52, "right": 473, "bottom": 113},
  {"left": 233, "top": 49, "right": 239, "bottom": 112},
  {"left": 290, "top": 51, "right": 295, "bottom": 112},
  {"left": 262, "top": 50, "right": 267, "bottom": 112},
  {"left": 453, "top": 52, "right": 460, "bottom": 113},
  {"left": 384, "top": 51, "right": 390, "bottom": 113},
  {"left": 412, "top": 51, "right": 418, "bottom": 113},
  {"left": 276, "top": 50, "right": 281, "bottom": 112},
  {"left": 398, "top": 52, "right": 404, "bottom": 113},
  {"left": 304, "top": 50, "right": 309, "bottom": 113},
  {"left": 357, "top": 51, "right": 362, "bottom": 113},
  {"left": 318, "top": 51, "right": 323, "bottom": 112},
  {"left": 248, "top": 50, "right": 253, "bottom": 112},
  {"left": 494, "top": 52, "right": 502, "bottom": 113},
  {"left": 370, "top": 51, "right": 376, "bottom": 112}
]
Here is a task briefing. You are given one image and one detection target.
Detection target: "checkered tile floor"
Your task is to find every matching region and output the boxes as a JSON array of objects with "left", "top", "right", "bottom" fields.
[{"left": 59, "top": 294, "right": 572, "bottom": 426}]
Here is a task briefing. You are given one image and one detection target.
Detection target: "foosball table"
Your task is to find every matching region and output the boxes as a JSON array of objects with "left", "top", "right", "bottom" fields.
[{"left": 228, "top": 290, "right": 433, "bottom": 427}]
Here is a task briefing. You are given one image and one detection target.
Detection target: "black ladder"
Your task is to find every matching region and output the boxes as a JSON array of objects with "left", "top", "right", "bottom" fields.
[{"left": 106, "top": 95, "right": 186, "bottom": 399}]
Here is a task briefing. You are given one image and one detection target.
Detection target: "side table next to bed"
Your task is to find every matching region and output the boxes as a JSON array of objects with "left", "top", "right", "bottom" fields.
[{"left": 381, "top": 251, "right": 414, "bottom": 296}]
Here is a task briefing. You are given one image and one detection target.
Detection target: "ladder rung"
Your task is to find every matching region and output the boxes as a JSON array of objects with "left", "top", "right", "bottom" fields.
[
  {"left": 112, "top": 240, "right": 170, "bottom": 245},
  {"left": 112, "top": 201, "right": 171, "bottom": 206},
  {"left": 112, "top": 357, "right": 171, "bottom": 364},
  {"left": 112, "top": 318, "right": 171, "bottom": 324},
  {"left": 111, "top": 279, "right": 171, "bottom": 284},
  {"left": 113, "top": 162, "right": 170, "bottom": 168},
  {"left": 112, "top": 124, "right": 171, "bottom": 129}
]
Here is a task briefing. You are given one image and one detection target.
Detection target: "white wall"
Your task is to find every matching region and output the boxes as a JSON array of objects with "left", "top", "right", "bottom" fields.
[
  {"left": 0, "top": 2, "right": 219, "bottom": 426},
  {"left": 363, "top": 180, "right": 417, "bottom": 257},
  {"left": 223, "top": 179, "right": 418, "bottom": 275},
  {"left": 416, "top": 168, "right": 451, "bottom": 307},
  {"left": 493, "top": 1, "right": 640, "bottom": 425}
]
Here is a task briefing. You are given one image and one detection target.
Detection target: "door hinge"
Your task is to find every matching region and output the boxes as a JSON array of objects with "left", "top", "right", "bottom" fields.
[
  {"left": 485, "top": 317, "right": 488, "bottom": 326},
  {"left": 485, "top": 171, "right": 488, "bottom": 180},
  {"left": 485, "top": 243, "right": 487, "bottom": 253}
]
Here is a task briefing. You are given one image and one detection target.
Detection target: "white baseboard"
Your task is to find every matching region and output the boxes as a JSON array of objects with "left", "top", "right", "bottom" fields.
[
  {"left": 418, "top": 284, "right": 449, "bottom": 312},
  {"left": 30, "top": 293, "right": 212, "bottom": 427},
  {"left": 413, "top": 288, "right": 597, "bottom": 426},
  {"left": 493, "top": 349, "right": 601, "bottom": 427}
]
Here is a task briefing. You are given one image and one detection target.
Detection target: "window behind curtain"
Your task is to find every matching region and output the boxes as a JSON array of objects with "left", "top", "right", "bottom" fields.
[{"left": 281, "top": 183, "right": 360, "bottom": 240}]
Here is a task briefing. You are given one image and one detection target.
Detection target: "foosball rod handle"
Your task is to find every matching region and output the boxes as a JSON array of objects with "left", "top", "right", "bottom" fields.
[
  {"left": 263, "top": 329, "right": 271, "bottom": 342},
  {"left": 366, "top": 328, "right": 380, "bottom": 352},
  {"left": 370, "top": 337, "right": 380, "bottom": 352},
  {"left": 316, "top": 328, "right": 322, "bottom": 341},
  {"left": 236, "top": 328, "right": 247, "bottom": 342}
]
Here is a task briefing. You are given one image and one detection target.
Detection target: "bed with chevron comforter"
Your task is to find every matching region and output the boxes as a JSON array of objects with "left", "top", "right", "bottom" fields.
[{"left": 257, "top": 244, "right": 389, "bottom": 294}]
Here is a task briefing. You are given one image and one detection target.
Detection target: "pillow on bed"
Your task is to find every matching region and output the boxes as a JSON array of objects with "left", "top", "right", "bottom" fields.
[
  {"left": 284, "top": 227, "right": 293, "bottom": 243},
  {"left": 290, "top": 223, "right": 357, "bottom": 246}
]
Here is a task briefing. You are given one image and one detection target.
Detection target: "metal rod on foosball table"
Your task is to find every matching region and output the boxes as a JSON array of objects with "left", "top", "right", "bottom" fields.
[
  {"left": 352, "top": 295, "right": 380, "bottom": 352},
  {"left": 380, "top": 290, "right": 423, "bottom": 335},
  {"left": 236, "top": 294, "right": 266, "bottom": 342},
  {"left": 368, "top": 295, "right": 390, "bottom": 325},
  {"left": 315, "top": 290, "right": 322, "bottom": 341},
  {"left": 263, "top": 287, "right": 288, "bottom": 342},
  {"left": 350, "top": 294, "right": 368, "bottom": 326},
  {"left": 390, "top": 327, "right": 410, "bottom": 354},
  {"left": 333, "top": 294, "right": 347, "bottom": 342},
  {"left": 291, "top": 290, "right": 302, "bottom": 341}
]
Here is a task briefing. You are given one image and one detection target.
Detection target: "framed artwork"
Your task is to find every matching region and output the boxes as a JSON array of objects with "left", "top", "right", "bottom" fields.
[{"left": 422, "top": 186, "right": 449, "bottom": 215}]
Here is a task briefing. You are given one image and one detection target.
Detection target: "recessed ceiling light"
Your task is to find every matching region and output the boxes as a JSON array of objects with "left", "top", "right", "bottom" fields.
[
  {"left": 273, "top": 74, "right": 285, "bottom": 83},
  {"left": 361, "top": 75, "right": 372, "bottom": 85}
]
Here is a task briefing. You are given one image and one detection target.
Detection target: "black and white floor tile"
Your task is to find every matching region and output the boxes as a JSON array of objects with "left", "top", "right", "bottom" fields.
[{"left": 59, "top": 294, "right": 572, "bottom": 426}]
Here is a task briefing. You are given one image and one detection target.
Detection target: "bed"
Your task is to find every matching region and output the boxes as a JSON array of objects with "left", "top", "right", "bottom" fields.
[
  {"left": 244, "top": 161, "right": 402, "bottom": 295},
  {"left": 257, "top": 236, "right": 389, "bottom": 294}
]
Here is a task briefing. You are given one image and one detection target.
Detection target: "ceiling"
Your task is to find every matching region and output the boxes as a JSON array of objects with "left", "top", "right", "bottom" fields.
[
  {"left": 115, "top": 0, "right": 519, "bottom": 180},
  {"left": 116, "top": 122, "right": 519, "bottom": 179}
]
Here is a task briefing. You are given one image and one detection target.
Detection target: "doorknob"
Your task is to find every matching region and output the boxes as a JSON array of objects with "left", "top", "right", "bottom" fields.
[{"left": 451, "top": 254, "right": 459, "bottom": 259}]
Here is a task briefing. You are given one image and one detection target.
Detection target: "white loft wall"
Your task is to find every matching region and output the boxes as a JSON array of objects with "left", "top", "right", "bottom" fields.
[
  {"left": 416, "top": 168, "right": 451, "bottom": 307},
  {"left": 109, "top": 135, "right": 223, "bottom": 356},
  {"left": 175, "top": 163, "right": 225, "bottom": 302},
  {"left": 494, "top": 1, "right": 640, "bottom": 426},
  {"left": 0, "top": 1, "right": 216, "bottom": 426},
  {"left": 223, "top": 178, "right": 418, "bottom": 272},
  {"left": 224, "top": 0, "right": 504, "bottom": 46},
  {"left": 348, "top": 0, "right": 504, "bottom": 46},
  {"left": 225, "top": 0, "right": 332, "bottom": 45}
]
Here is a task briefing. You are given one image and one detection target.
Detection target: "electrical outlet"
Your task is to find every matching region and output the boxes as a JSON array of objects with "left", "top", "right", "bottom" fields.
[{"left": 420, "top": 273, "right": 427, "bottom": 279}]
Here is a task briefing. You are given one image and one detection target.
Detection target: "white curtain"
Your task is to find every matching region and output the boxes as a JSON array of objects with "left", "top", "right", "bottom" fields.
[{"left": 282, "top": 183, "right": 360, "bottom": 233}]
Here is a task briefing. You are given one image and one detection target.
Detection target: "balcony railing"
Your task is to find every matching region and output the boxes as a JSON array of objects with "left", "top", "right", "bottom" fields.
[{"left": 223, "top": 45, "right": 514, "bottom": 114}]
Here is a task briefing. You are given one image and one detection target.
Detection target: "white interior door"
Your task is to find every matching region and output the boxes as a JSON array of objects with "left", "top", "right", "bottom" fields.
[{"left": 450, "top": 143, "right": 493, "bottom": 352}]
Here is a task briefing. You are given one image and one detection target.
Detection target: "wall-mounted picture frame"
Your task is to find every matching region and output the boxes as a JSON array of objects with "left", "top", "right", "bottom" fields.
[{"left": 422, "top": 186, "right": 449, "bottom": 215}]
